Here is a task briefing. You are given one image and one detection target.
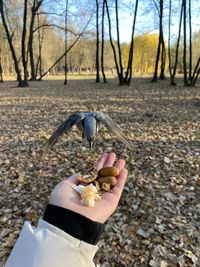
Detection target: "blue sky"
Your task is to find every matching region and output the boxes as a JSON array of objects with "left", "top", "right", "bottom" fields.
[
  {"left": 116, "top": 0, "right": 200, "bottom": 43},
  {"left": 44, "top": 0, "right": 200, "bottom": 43}
]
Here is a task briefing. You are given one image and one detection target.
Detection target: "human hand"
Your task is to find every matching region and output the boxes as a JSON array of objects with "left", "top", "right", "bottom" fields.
[{"left": 49, "top": 152, "right": 128, "bottom": 223}]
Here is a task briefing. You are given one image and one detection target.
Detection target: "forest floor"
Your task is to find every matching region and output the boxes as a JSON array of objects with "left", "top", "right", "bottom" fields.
[{"left": 0, "top": 78, "right": 200, "bottom": 267}]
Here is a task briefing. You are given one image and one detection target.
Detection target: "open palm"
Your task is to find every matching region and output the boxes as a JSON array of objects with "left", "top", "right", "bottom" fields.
[{"left": 49, "top": 153, "right": 128, "bottom": 223}]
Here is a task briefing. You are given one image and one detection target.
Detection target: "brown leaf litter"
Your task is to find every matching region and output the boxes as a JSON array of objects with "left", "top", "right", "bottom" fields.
[{"left": 0, "top": 78, "right": 199, "bottom": 266}]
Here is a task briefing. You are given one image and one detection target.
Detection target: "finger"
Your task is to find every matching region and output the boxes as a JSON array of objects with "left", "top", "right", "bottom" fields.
[
  {"left": 114, "top": 159, "right": 125, "bottom": 173},
  {"left": 68, "top": 173, "right": 81, "bottom": 184},
  {"left": 96, "top": 153, "right": 108, "bottom": 171},
  {"left": 103, "top": 152, "right": 116, "bottom": 167},
  {"left": 112, "top": 168, "right": 128, "bottom": 197}
]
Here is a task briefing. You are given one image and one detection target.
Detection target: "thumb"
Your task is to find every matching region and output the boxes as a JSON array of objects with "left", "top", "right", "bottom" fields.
[{"left": 68, "top": 173, "right": 81, "bottom": 184}]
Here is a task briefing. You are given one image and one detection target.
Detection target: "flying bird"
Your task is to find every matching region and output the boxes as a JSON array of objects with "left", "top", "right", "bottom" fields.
[{"left": 46, "top": 111, "right": 132, "bottom": 150}]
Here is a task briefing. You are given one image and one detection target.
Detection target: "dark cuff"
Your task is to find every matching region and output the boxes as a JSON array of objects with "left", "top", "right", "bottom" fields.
[{"left": 43, "top": 204, "right": 104, "bottom": 245}]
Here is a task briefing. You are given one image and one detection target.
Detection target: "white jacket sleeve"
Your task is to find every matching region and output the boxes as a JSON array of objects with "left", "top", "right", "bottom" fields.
[{"left": 5, "top": 219, "right": 98, "bottom": 267}]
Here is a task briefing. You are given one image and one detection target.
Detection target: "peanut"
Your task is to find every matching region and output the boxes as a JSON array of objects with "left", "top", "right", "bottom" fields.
[
  {"left": 98, "top": 166, "right": 119, "bottom": 177},
  {"left": 102, "top": 183, "right": 112, "bottom": 192},
  {"left": 98, "top": 176, "right": 117, "bottom": 186},
  {"left": 78, "top": 175, "right": 97, "bottom": 183}
]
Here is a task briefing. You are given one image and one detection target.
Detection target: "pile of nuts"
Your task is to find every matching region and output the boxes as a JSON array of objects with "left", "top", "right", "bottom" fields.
[{"left": 73, "top": 166, "right": 119, "bottom": 207}]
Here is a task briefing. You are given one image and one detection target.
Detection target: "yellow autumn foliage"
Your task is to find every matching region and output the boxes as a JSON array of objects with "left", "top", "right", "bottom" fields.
[{"left": 122, "top": 33, "right": 159, "bottom": 75}]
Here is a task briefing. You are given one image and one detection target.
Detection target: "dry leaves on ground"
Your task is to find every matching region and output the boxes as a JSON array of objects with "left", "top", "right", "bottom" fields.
[{"left": 0, "top": 78, "right": 200, "bottom": 266}]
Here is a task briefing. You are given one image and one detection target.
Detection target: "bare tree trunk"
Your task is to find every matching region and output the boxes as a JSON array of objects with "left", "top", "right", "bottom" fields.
[
  {"left": 152, "top": 0, "right": 163, "bottom": 83},
  {"left": 159, "top": 31, "right": 166, "bottom": 80},
  {"left": 35, "top": 13, "right": 45, "bottom": 78},
  {"left": 170, "top": 1, "right": 183, "bottom": 86},
  {"left": 64, "top": 0, "right": 68, "bottom": 85},
  {"left": 188, "top": 0, "right": 192, "bottom": 83},
  {"left": 0, "top": 48, "right": 3, "bottom": 83},
  {"left": 124, "top": 0, "right": 139, "bottom": 85},
  {"left": 29, "top": 12, "right": 37, "bottom": 81},
  {"left": 152, "top": 37, "right": 161, "bottom": 82},
  {"left": 191, "top": 57, "right": 200, "bottom": 86},
  {"left": 105, "top": 0, "right": 138, "bottom": 86},
  {"left": 101, "top": 0, "right": 107, "bottom": 83},
  {"left": 105, "top": 0, "right": 120, "bottom": 81},
  {"left": 21, "top": 0, "right": 29, "bottom": 87},
  {"left": 192, "top": 70, "right": 200, "bottom": 86},
  {"left": 0, "top": 66, "right": 3, "bottom": 83},
  {"left": 29, "top": 0, "right": 43, "bottom": 81},
  {"left": 0, "top": 0, "right": 23, "bottom": 85},
  {"left": 183, "top": 0, "right": 188, "bottom": 86},
  {"left": 168, "top": 0, "right": 172, "bottom": 83},
  {"left": 95, "top": 0, "right": 100, "bottom": 83},
  {"left": 115, "top": 0, "right": 124, "bottom": 85}
]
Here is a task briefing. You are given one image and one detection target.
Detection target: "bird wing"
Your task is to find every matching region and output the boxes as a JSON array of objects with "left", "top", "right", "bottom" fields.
[
  {"left": 95, "top": 111, "right": 133, "bottom": 149},
  {"left": 47, "top": 112, "right": 84, "bottom": 149}
]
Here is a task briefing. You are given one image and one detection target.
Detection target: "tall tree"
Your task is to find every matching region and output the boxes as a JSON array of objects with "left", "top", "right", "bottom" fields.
[
  {"left": 182, "top": 0, "right": 199, "bottom": 86},
  {"left": 35, "top": 12, "right": 45, "bottom": 78},
  {"left": 159, "top": 31, "right": 166, "bottom": 79},
  {"left": 101, "top": 0, "right": 107, "bottom": 83},
  {"left": 29, "top": 0, "right": 44, "bottom": 81},
  {"left": 168, "top": 0, "right": 183, "bottom": 86},
  {"left": 182, "top": 0, "right": 188, "bottom": 86},
  {"left": 151, "top": 0, "right": 164, "bottom": 82},
  {"left": 188, "top": 0, "right": 192, "bottom": 82},
  {"left": 21, "top": 0, "right": 29, "bottom": 87},
  {"left": 0, "top": 47, "right": 3, "bottom": 82},
  {"left": 105, "top": 0, "right": 120, "bottom": 83},
  {"left": 105, "top": 0, "right": 139, "bottom": 85},
  {"left": 124, "top": 0, "right": 139, "bottom": 84},
  {"left": 115, "top": 0, "right": 123, "bottom": 85},
  {"left": 95, "top": 0, "right": 100, "bottom": 83},
  {"left": 168, "top": 0, "right": 172, "bottom": 82},
  {"left": 64, "top": 0, "right": 68, "bottom": 85},
  {"left": 0, "top": 0, "right": 24, "bottom": 86}
]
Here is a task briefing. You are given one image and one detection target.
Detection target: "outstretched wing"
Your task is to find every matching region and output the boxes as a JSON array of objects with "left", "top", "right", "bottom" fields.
[
  {"left": 95, "top": 111, "right": 133, "bottom": 149},
  {"left": 46, "top": 112, "right": 84, "bottom": 149}
]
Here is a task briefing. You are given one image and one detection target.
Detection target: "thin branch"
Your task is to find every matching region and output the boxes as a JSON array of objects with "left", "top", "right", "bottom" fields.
[
  {"left": 37, "top": 13, "right": 93, "bottom": 80},
  {"left": 152, "top": 0, "right": 159, "bottom": 15},
  {"left": 33, "top": 23, "right": 92, "bottom": 37},
  {"left": 36, "top": 11, "right": 66, "bottom": 16}
]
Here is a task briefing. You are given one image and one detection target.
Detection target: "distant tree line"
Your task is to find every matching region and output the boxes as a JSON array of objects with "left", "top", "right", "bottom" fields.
[{"left": 0, "top": 0, "right": 199, "bottom": 87}]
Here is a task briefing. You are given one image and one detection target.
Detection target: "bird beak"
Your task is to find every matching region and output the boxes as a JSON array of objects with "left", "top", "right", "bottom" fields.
[
  {"left": 89, "top": 141, "right": 93, "bottom": 150},
  {"left": 89, "top": 140, "right": 93, "bottom": 150}
]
